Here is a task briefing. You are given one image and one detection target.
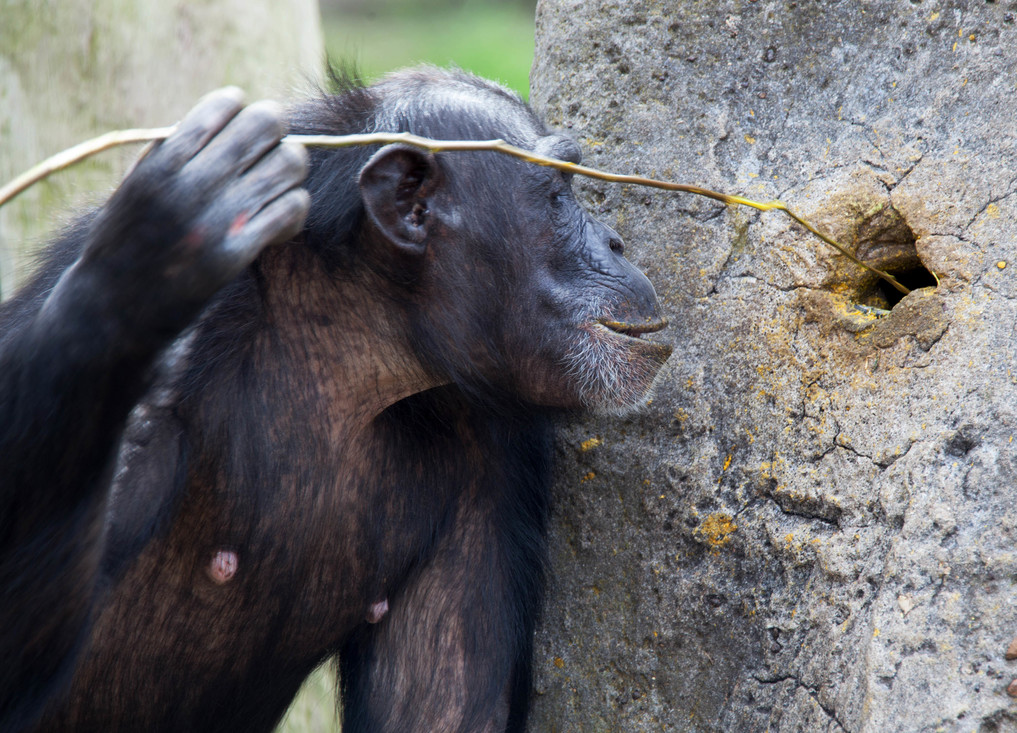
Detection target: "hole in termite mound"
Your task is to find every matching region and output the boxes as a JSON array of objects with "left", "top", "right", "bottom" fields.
[
  {"left": 874, "top": 264, "right": 938, "bottom": 308},
  {"left": 851, "top": 203, "right": 936, "bottom": 310}
]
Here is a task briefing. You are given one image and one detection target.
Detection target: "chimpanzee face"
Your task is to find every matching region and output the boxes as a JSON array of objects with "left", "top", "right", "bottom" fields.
[
  {"left": 480, "top": 133, "right": 672, "bottom": 412},
  {"left": 358, "top": 114, "right": 671, "bottom": 413}
]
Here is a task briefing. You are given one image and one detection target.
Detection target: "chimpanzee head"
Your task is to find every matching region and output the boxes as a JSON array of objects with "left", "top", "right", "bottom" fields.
[{"left": 298, "top": 66, "right": 671, "bottom": 413}]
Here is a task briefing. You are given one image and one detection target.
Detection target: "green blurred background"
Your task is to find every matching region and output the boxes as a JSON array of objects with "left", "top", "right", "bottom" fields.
[
  {"left": 321, "top": 0, "right": 538, "bottom": 97},
  {"left": 279, "top": 4, "right": 537, "bottom": 729}
]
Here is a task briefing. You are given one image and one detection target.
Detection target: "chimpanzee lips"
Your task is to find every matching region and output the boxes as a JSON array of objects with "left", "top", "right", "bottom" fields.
[
  {"left": 598, "top": 318, "right": 669, "bottom": 338},
  {"left": 595, "top": 318, "right": 673, "bottom": 362}
]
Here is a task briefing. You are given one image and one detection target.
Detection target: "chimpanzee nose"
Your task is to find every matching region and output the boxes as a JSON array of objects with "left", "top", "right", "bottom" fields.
[
  {"left": 610, "top": 257, "right": 668, "bottom": 329},
  {"left": 608, "top": 232, "right": 625, "bottom": 255},
  {"left": 593, "top": 221, "right": 667, "bottom": 328}
]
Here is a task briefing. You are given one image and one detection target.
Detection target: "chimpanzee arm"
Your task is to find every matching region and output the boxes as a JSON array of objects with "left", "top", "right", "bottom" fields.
[
  {"left": 339, "top": 524, "right": 520, "bottom": 732},
  {"left": 0, "top": 88, "right": 309, "bottom": 730},
  {"left": 339, "top": 420, "right": 551, "bottom": 733}
]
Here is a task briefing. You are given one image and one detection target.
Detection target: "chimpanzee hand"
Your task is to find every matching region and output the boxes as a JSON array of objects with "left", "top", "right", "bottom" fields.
[{"left": 75, "top": 87, "right": 310, "bottom": 338}]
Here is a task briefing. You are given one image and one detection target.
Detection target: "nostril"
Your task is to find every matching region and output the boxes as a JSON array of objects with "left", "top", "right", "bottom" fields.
[{"left": 609, "top": 237, "right": 625, "bottom": 255}]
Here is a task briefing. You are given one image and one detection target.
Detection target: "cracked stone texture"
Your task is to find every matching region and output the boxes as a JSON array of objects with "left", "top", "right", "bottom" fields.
[{"left": 529, "top": 1, "right": 1017, "bottom": 731}]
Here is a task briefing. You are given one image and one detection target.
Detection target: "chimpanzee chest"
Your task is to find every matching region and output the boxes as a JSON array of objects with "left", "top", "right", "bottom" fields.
[{"left": 162, "top": 443, "right": 453, "bottom": 656}]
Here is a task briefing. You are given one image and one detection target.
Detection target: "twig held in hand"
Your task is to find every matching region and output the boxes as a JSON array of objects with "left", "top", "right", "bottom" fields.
[{"left": 0, "top": 127, "right": 910, "bottom": 296}]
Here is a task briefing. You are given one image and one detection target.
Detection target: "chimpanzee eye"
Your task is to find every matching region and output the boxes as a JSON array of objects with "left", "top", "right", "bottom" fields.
[{"left": 549, "top": 173, "right": 573, "bottom": 209}]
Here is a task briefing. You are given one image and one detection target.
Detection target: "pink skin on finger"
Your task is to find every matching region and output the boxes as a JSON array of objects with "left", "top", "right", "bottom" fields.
[{"left": 229, "top": 212, "right": 250, "bottom": 236}]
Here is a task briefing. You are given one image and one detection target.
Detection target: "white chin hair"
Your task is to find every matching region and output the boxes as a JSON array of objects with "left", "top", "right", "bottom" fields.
[{"left": 561, "top": 324, "right": 668, "bottom": 416}]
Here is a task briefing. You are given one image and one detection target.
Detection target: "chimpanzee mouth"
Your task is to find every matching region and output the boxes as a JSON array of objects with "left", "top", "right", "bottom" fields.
[
  {"left": 594, "top": 318, "right": 672, "bottom": 362},
  {"left": 597, "top": 318, "right": 669, "bottom": 339}
]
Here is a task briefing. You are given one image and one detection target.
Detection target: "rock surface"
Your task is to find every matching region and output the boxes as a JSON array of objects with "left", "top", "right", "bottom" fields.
[{"left": 530, "top": 1, "right": 1017, "bottom": 730}]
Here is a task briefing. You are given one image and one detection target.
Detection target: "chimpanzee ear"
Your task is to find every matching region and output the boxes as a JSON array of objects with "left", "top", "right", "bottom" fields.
[{"left": 359, "top": 144, "right": 442, "bottom": 256}]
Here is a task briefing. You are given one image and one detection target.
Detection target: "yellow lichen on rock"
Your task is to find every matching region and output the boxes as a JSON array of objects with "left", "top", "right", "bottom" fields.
[{"left": 695, "top": 513, "right": 738, "bottom": 547}]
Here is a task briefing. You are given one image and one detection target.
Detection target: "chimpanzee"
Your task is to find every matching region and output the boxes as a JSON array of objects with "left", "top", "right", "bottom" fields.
[{"left": 1, "top": 66, "right": 671, "bottom": 733}]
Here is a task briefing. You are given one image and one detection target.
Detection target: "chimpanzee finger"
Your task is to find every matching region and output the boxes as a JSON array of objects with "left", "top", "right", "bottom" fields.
[
  {"left": 230, "top": 140, "right": 310, "bottom": 214},
  {"left": 188, "top": 138, "right": 306, "bottom": 252},
  {"left": 178, "top": 100, "right": 288, "bottom": 196},
  {"left": 145, "top": 87, "right": 246, "bottom": 174},
  {"left": 219, "top": 188, "right": 310, "bottom": 264}
]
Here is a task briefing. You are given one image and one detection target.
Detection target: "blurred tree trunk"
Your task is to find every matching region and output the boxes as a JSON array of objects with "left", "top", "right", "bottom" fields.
[
  {"left": 0, "top": 0, "right": 323, "bottom": 297},
  {"left": 530, "top": 1, "right": 1017, "bottom": 731}
]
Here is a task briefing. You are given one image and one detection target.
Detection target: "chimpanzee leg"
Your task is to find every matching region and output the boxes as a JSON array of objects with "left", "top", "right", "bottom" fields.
[
  {"left": 0, "top": 88, "right": 308, "bottom": 731},
  {"left": 339, "top": 499, "right": 545, "bottom": 733}
]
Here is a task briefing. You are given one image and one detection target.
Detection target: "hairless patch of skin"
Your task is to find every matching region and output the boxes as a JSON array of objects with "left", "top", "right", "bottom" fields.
[
  {"left": 366, "top": 599, "right": 389, "bottom": 624},
  {"left": 207, "top": 550, "right": 239, "bottom": 584}
]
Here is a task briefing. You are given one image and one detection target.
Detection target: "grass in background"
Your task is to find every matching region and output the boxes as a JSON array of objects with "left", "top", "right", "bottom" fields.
[
  {"left": 276, "top": 664, "right": 340, "bottom": 733},
  {"left": 321, "top": 1, "right": 536, "bottom": 97}
]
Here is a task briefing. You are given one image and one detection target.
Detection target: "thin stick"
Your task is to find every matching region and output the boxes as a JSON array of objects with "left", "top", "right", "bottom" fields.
[
  {"left": 0, "top": 128, "right": 910, "bottom": 295},
  {"left": 0, "top": 127, "right": 177, "bottom": 208}
]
